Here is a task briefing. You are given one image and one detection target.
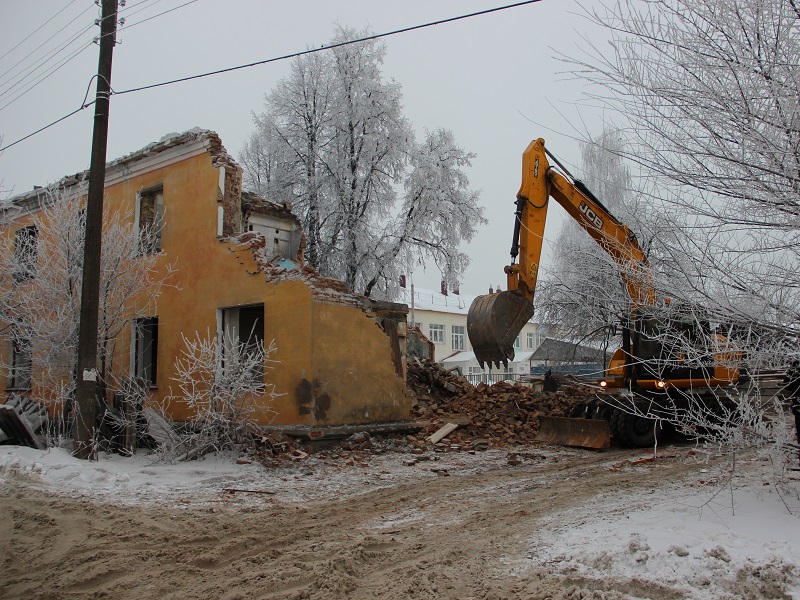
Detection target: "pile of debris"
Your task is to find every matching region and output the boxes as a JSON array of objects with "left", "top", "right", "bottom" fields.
[{"left": 407, "top": 358, "right": 600, "bottom": 449}]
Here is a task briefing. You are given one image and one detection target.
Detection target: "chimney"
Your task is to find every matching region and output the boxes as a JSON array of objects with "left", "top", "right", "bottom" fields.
[
  {"left": 489, "top": 286, "right": 494, "bottom": 294},
  {"left": 496, "top": 284, "right": 502, "bottom": 292},
  {"left": 452, "top": 285, "right": 460, "bottom": 295},
  {"left": 440, "top": 280, "right": 448, "bottom": 296},
  {"left": 399, "top": 274, "right": 406, "bottom": 288}
]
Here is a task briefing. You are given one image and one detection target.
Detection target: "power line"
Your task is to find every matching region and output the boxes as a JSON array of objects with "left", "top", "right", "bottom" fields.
[
  {"left": 0, "top": 5, "right": 96, "bottom": 99},
  {"left": 121, "top": 0, "right": 199, "bottom": 28},
  {"left": 0, "top": 0, "right": 204, "bottom": 107},
  {"left": 0, "top": 0, "right": 83, "bottom": 64},
  {"left": 0, "top": 104, "right": 92, "bottom": 153},
  {"left": 0, "top": 41, "right": 95, "bottom": 112},
  {"left": 0, "top": 0, "right": 543, "bottom": 154},
  {"left": 115, "top": 0, "right": 544, "bottom": 96}
]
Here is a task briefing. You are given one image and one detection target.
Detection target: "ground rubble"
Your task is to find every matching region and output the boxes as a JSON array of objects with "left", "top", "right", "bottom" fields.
[
  {"left": 405, "top": 357, "right": 601, "bottom": 450},
  {"left": 245, "top": 359, "right": 606, "bottom": 469}
]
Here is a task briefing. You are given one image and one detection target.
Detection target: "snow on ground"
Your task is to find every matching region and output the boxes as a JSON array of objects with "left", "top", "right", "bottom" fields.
[
  {"left": 1, "top": 444, "right": 799, "bottom": 598},
  {"left": 0, "top": 444, "right": 505, "bottom": 506},
  {"left": 511, "top": 464, "right": 800, "bottom": 599}
]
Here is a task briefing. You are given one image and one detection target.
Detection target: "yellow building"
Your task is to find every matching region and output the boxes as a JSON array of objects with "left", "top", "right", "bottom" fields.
[{"left": 0, "top": 129, "right": 413, "bottom": 431}]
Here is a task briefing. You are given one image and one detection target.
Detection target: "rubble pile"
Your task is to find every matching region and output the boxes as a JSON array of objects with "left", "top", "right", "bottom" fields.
[{"left": 407, "top": 358, "right": 600, "bottom": 449}]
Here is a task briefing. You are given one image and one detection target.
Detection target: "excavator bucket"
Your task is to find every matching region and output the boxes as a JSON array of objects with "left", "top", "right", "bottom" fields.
[
  {"left": 467, "top": 290, "right": 534, "bottom": 368},
  {"left": 534, "top": 416, "right": 611, "bottom": 450}
]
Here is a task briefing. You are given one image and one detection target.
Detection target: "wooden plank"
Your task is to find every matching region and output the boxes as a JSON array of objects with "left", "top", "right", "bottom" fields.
[
  {"left": 0, "top": 405, "right": 44, "bottom": 449},
  {"left": 17, "top": 398, "right": 48, "bottom": 432},
  {"left": 426, "top": 422, "right": 459, "bottom": 444}
]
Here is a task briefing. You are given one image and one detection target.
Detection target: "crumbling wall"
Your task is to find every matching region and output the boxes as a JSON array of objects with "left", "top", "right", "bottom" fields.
[{"left": 208, "top": 131, "right": 243, "bottom": 237}]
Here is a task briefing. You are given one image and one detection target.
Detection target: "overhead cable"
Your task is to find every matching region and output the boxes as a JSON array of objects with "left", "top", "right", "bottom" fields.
[
  {"left": 0, "top": 0, "right": 543, "bottom": 153},
  {"left": 115, "top": 0, "right": 543, "bottom": 96}
]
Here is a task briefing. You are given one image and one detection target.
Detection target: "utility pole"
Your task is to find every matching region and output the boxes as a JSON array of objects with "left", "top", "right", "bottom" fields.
[{"left": 73, "top": 0, "right": 118, "bottom": 459}]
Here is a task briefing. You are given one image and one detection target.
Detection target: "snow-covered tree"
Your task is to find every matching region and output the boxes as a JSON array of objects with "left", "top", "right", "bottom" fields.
[
  {"left": 242, "top": 27, "right": 484, "bottom": 298},
  {"left": 171, "top": 331, "right": 279, "bottom": 452},
  {"left": 0, "top": 190, "right": 174, "bottom": 423},
  {"left": 567, "top": 0, "right": 800, "bottom": 350},
  {"left": 560, "top": 0, "right": 800, "bottom": 460}
]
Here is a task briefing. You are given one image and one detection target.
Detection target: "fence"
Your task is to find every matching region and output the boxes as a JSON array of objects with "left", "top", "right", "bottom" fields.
[{"left": 464, "top": 372, "right": 522, "bottom": 385}]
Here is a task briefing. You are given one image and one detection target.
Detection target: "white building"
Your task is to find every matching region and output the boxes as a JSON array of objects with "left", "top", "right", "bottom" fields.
[{"left": 396, "top": 283, "right": 544, "bottom": 382}]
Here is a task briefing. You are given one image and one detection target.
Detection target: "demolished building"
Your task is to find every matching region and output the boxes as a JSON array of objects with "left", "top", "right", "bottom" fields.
[{"left": 0, "top": 129, "right": 414, "bottom": 431}]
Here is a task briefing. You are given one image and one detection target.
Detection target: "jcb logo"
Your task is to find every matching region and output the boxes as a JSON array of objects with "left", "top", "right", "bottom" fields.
[{"left": 579, "top": 201, "right": 603, "bottom": 230}]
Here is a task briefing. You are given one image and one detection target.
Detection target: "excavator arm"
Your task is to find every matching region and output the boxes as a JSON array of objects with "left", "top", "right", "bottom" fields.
[{"left": 467, "top": 138, "right": 654, "bottom": 368}]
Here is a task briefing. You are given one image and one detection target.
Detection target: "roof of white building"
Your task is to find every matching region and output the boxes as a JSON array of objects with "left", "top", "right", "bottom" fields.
[
  {"left": 396, "top": 286, "right": 475, "bottom": 315},
  {"left": 396, "top": 286, "right": 538, "bottom": 326}
]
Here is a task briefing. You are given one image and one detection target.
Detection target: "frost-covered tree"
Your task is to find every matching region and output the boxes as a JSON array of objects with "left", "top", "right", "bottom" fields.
[
  {"left": 171, "top": 331, "right": 279, "bottom": 452},
  {"left": 242, "top": 27, "right": 484, "bottom": 298},
  {"left": 0, "top": 190, "right": 174, "bottom": 421},
  {"left": 567, "top": 0, "right": 800, "bottom": 351},
  {"left": 560, "top": 0, "right": 800, "bottom": 460}
]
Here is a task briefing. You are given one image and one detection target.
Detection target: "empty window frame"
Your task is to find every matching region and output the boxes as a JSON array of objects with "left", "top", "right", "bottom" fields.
[
  {"left": 221, "top": 304, "right": 265, "bottom": 385},
  {"left": 137, "top": 187, "right": 164, "bottom": 254},
  {"left": 527, "top": 332, "right": 536, "bottom": 349},
  {"left": 134, "top": 317, "right": 159, "bottom": 387},
  {"left": 451, "top": 325, "right": 465, "bottom": 350},
  {"left": 429, "top": 323, "right": 445, "bottom": 344},
  {"left": 9, "top": 327, "right": 32, "bottom": 390},
  {"left": 13, "top": 225, "right": 38, "bottom": 282}
]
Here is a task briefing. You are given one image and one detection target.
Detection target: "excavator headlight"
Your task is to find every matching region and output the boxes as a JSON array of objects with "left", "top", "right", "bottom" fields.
[
  {"left": 599, "top": 380, "right": 608, "bottom": 388},
  {"left": 656, "top": 380, "right": 666, "bottom": 389}
]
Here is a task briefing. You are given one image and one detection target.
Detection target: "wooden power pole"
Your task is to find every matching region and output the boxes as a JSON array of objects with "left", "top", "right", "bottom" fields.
[{"left": 73, "top": 0, "right": 118, "bottom": 459}]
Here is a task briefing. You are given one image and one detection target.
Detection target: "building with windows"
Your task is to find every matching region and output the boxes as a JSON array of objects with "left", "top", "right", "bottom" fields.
[
  {"left": 0, "top": 129, "right": 413, "bottom": 429},
  {"left": 396, "top": 283, "right": 543, "bottom": 382}
]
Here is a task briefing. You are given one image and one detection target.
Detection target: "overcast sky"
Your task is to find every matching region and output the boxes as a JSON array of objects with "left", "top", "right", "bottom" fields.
[{"left": 0, "top": 0, "right": 608, "bottom": 296}]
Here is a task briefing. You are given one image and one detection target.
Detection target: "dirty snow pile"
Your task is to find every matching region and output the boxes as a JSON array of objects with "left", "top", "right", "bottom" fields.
[{"left": 513, "top": 467, "right": 800, "bottom": 599}]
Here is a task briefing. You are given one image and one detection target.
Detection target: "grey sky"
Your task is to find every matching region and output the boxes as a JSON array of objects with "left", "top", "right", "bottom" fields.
[{"left": 0, "top": 0, "right": 606, "bottom": 296}]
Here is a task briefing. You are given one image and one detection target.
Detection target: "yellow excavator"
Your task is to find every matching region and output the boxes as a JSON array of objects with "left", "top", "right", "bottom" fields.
[{"left": 467, "top": 138, "right": 740, "bottom": 448}]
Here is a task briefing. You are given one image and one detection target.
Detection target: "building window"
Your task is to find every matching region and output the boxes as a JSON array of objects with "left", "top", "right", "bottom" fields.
[
  {"left": 468, "top": 366, "right": 483, "bottom": 375},
  {"left": 9, "top": 327, "right": 32, "bottom": 390},
  {"left": 452, "top": 325, "right": 465, "bottom": 350},
  {"left": 137, "top": 187, "right": 164, "bottom": 254},
  {"left": 514, "top": 336, "right": 521, "bottom": 349},
  {"left": 13, "top": 225, "right": 38, "bottom": 282},
  {"left": 134, "top": 317, "right": 159, "bottom": 387},
  {"left": 222, "top": 304, "right": 265, "bottom": 385},
  {"left": 429, "top": 323, "right": 444, "bottom": 344},
  {"left": 527, "top": 332, "right": 536, "bottom": 349}
]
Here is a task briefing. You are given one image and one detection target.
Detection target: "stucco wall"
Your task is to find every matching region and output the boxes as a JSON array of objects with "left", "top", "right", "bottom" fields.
[{"left": 0, "top": 134, "right": 413, "bottom": 427}]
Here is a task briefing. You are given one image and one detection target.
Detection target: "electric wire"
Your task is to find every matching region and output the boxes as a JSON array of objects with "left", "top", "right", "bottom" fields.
[
  {"left": 0, "top": 0, "right": 82, "bottom": 64},
  {"left": 114, "top": 0, "right": 543, "bottom": 97},
  {"left": 0, "top": 41, "right": 95, "bottom": 112},
  {"left": 0, "top": 0, "right": 194, "bottom": 112},
  {"left": 120, "top": 0, "right": 196, "bottom": 26},
  {"left": 0, "top": 0, "right": 543, "bottom": 154},
  {"left": 0, "top": 3, "right": 95, "bottom": 91}
]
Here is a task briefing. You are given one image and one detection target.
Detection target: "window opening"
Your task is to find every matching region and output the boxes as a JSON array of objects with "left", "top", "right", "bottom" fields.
[
  {"left": 13, "top": 225, "right": 38, "bottom": 282},
  {"left": 10, "top": 327, "right": 32, "bottom": 389},
  {"left": 222, "top": 304, "right": 265, "bottom": 385},
  {"left": 138, "top": 187, "right": 164, "bottom": 254},
  {"left": 134, "top": 317, "right": 159, "bottom": 386}
]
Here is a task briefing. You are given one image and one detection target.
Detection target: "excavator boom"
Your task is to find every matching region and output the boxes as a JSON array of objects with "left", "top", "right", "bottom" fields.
[{"left": 468, "top": 138, "right": 652, "bottom": 369}]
